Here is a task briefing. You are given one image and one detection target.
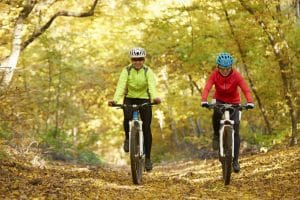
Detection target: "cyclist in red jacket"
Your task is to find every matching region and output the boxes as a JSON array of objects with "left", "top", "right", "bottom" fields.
[{"left": 201, "top": 52, "right": 254, "bottom": 173}]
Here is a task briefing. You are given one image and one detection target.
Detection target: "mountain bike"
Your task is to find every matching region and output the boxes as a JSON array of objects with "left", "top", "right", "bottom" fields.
[
  {"left": 111, "top": 102, "right": 156, "bottom": 185},
  {"left": 206, "top": 103, "right": 248, "bottom": 185}
]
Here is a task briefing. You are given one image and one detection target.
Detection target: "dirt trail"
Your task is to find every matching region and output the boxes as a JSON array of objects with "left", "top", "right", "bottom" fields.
[{"left": 0, "top": 146, "right": 299, "bottom": 199}]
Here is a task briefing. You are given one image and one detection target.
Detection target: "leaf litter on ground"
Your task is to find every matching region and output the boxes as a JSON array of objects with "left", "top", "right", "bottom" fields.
[{"left": 0, "top": 146, "right": 299, "bottom": 199}]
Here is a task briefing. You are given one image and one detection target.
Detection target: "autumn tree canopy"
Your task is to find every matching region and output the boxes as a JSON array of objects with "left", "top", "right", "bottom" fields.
[{"left": 0, "top": 0, "right": 299, "bottom": 164}]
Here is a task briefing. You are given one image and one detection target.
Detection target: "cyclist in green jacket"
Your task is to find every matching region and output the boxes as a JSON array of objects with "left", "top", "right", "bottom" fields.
[{"left": 108, "top": 47, "right": 161, "bottom": 171}]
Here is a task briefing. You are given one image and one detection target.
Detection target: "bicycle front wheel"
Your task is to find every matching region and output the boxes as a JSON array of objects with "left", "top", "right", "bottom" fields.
[
  {"left": 130, "top": 123, "right": 143, "bottom": 185},
  {"left": 222, "top": 126, "right": 233, "bottom": 185}
]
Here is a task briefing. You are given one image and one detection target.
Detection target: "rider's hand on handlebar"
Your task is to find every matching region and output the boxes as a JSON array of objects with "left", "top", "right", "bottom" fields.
[
  {"left": 246, "top": 102, "right": 254, "bottom": 109},
  {"left": 108, "top": 100, "right": 116, "bottom": 107},
  {"left": 153, "top": 97, "right": 162, "bottom": 104},
  {"left": 201, "top": 101, "right": 209, "bottom": 108}
]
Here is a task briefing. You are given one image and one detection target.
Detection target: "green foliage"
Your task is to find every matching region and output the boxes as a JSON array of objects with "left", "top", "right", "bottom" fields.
[
  {"left": 78, "top": 150, "right": 101, "bottom": 165},
  {"left": 41, "top": 128, "right": 72, "bottom": 152},
  {"left": 0, "top": 129, "right": 12, "bottom": 141},
  {"left": 243, "top": 129, "right": 290, "bottom": 147},
  {"left": 77, "top": 133, "right": 99, "bottom": 151},
  {"left": 152, "top": 141, "right": 172, "bottom": 163},
  {"left": 183, "top": 135, "right": 211, "bottom": 149},
  {"left": 0, "top": 0, "right": 299, "bottom": 164},
  {"left": 40, "top": 128, "right": 101, "bottom": 165}
]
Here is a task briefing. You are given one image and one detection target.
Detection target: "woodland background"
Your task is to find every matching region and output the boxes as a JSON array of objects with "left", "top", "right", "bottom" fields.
[{"left": 0, "top": 0, "right": 299, "bottom": 165}]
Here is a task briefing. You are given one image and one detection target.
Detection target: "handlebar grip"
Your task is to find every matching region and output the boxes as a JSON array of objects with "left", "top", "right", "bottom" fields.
[
  {"left": 111, "top": 102, "right": 156, "bottom": 108},
  {"left": 111, "top": 103, "right": 123, "bottom": 108}
]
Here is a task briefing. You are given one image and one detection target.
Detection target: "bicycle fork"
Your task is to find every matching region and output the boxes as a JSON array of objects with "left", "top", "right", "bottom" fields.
[
  {"left": 129, "top": 120, "right": 144, "bottom": 158},
  {"left": 219, "top": 110, "right": 235, "bottom": 158},
  {"left": 138, "top": 121, "right": 144, "bottom": 157}
]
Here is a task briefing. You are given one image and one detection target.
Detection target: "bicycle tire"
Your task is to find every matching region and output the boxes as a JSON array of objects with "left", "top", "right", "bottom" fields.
[
  {"left": 222, "top": 125, "right": 233, "bottom": 185},
  {"left": 130, "top": 123, "right": 143, "bottom": 185}
]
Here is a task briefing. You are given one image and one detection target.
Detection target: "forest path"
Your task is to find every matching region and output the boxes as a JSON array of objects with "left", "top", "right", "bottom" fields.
[{"left": 0, "top": 146, "right": 299, "bottom": 199}]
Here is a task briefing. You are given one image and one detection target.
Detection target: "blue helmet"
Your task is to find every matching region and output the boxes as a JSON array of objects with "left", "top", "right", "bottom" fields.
[{"left": 216, "top": 52, "right": 233, "bottom": 67}]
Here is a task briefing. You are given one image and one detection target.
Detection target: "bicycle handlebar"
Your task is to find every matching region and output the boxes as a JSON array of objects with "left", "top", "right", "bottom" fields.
[
  {"left": 111, "top": 102, "right": 157, "bottom": 110},
  {"left": 206, "top": 103, "right": 249, "bottom": 111}
]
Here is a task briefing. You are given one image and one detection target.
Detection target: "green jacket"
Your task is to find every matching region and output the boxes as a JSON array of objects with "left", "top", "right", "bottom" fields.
[{"left": 113, "top": 64, "right": 158, "bottom": 103}]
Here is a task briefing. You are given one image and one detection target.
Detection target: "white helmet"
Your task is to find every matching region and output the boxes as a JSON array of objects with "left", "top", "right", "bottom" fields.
[{"left": 129, "top": 47, "right": 146, "bottom": 58}]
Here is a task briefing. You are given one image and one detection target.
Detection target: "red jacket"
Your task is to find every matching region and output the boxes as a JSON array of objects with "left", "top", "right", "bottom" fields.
[{"left": 201, "top": 69, "right": 253, "bottom": 104}]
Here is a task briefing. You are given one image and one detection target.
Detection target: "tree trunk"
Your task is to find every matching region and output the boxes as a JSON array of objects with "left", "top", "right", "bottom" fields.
[
  {"left": 55, "top": 65, "right": 62, "bottom": 134},
  {"left": 0, "top": 1, "right": 36, "bottom": 89},
  {"left": 221, "top": 0, "right": 273, "bottom": 134},
  {"left": 296, "top": 0, "right": 300, "bottom": 19},
  {"left": 168, "top": 106, "right": 179, "bottom": 147},
  {"left": 0, "top": 0, "right": 99, "bottom": 89},
  {"left": 239, "top": 0, "right": 299, "bottom": 145},
  {"left": 188, "top": 74, "right": 202, "bottom": 96}
]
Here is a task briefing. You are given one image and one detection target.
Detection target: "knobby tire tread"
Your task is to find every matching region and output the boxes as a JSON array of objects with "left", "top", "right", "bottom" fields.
[
  {"left": 223, "top": 126, "right": 233, "bottom": 185},
  {"left": 130, "top": 125, "right": 143, "bottom": 185}
]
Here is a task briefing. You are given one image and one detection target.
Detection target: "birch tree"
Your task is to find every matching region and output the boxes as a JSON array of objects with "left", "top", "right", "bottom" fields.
[{"left": 0, "top": 0, "right": 99, "bottom": 90}]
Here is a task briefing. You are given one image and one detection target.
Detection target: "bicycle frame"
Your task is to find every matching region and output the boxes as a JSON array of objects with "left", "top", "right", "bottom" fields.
[
  {"left": 111, "top": 102, "right": 156, "bottom": 184},
  {"left": 205, "top": 103, "right": 249, "bottom": 185},
  {"left": 130, "top": 109, "right": 144, "bottom": 158},
  {"left": 208, "top": 103, "right": 242, "bottom": 157}
]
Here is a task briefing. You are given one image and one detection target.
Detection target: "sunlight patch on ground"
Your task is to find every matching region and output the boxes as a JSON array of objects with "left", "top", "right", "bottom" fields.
[
  {"left": 152, "top": 159, "right": 223, "bottom": 185},
  {"left": 155, "top": 159, "right": 220, "bottom": 174},
  {"left": 92, "top": 179, "right": 141, "bottom": 190},
  {"left": 180, "top": 175, "right": 220, "bottom": 184},
  {"left": 69, "top": 167, "right": 90, "bottom": 172},
  {"left": 240, "top": 149, "right": 298, "bottom": 177},
  {"left": 251, "top": 165, "right": 283, "bottom": 175}
]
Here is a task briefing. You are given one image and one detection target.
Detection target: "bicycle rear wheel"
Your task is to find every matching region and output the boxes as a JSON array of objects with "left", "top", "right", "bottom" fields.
[
  {"left": 130, "top": 123, "right": 143, "bottom": 185},
  {"left": 222, "top": 126, "right": 233, "bottom": 185}
]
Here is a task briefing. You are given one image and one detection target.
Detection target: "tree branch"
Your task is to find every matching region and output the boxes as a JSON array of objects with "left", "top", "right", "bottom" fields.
[
  {"left": 221, "top": 0, "right": 272, "bottom": 134},
  {"left": 239, "top": 0, "right": 277, "bottom": 51},
  {"left": 0, "top": 0, "right": 36, "bottom": 88},
  {"left": 239, "top": 0, "right": 299, "bottom": 145},
  {"left": 21, "top": 0, "right": 99, "bottom": 50},
  {"left": 188, "top": 74, "right": 202, "bottom": 95},
  {"left": 0, "top": 0, "right": 99, "bottom": 89}
]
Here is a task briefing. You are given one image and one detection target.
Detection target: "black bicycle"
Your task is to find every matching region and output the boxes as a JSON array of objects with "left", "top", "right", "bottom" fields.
[
  {"left": 112, "top": 102, "right": 156, "bottom": 185},
  {"left": 206, "top": 103, "right": 249, "bottom": 185}
]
